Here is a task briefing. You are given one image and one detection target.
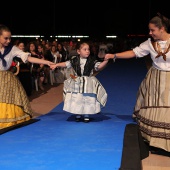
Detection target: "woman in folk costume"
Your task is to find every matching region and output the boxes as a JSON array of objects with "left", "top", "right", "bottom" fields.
[
  {"left": 51, "top": 42, "right": 108, "bottom": 123},
  {"left": 0, "top": 24, "right": 54, "bottom": 130},
  {"left": 105, "top": 13, "right": 170, "bottom": 152}
]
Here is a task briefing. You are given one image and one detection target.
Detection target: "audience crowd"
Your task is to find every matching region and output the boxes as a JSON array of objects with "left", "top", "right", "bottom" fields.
[{"left": 10, "top": 36, "right": 147, "bottom": 96}]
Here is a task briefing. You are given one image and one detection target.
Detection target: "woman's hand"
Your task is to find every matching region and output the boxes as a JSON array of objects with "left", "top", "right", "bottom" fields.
[
  {"left": 105, "top": 54, "right": 114, "bottom": 60},
  {"left": 47, "top": 61, "right": 55, "bottom": 66},
  {"left": 50, "top": 64, "right": 58, "bottom": 70}
]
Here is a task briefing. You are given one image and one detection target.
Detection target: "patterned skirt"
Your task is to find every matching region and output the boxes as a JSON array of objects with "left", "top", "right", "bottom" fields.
[
  {"left": 63, "top": 76, "right": 107, "bottom": 115},
  {"left": 133, "top": 66, "right": 170, "bottom": 152},
  {"left": 0, "top": 71, "right": 33, "bottom": 129}
]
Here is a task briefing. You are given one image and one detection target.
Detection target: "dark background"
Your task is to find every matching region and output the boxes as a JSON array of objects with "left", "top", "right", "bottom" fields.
[{"left": 1, "top": 0, "right": 169, "bottom": 39}]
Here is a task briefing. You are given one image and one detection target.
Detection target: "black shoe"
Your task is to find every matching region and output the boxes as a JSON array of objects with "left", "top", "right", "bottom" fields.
[
  {"left": 84, "top": 117, "right": 90, "bottom": 123},
  {"left": 75, "top": 115, "right": 81, "bottom": 122},
  {"left": 75, "top": 117, "right": 81, "bottom": 122}
]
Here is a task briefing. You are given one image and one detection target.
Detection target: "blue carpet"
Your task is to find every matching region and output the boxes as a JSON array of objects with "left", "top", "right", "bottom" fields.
[{"left": 0, "top": 58, "right": 147, "bottom": 170}]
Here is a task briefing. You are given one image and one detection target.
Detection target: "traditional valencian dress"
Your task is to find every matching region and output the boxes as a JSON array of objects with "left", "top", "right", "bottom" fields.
[
  {"left": 0, "top": 44, "right": 33, "bottom": 130},
  {"left": 63, "top": 55, "right": 107, "bottom": 115},
  {"left": 133, "top": 37, "right": 170, "bottom": 152}
]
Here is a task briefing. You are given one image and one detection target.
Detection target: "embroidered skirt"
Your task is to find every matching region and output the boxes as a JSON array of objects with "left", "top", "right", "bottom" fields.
[
  {"left": 133, "top": 66, "right": 170, "bottom": 151},
  {"left": 63, "top": 76, "right": 107, "bottom": 115},
  {"left": 0, "top": 71, "right": 33, "bottom": 129}
]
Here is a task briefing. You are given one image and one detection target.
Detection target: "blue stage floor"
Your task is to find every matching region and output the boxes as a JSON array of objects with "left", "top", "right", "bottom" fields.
[{"left": 0, "top": 58, "right": 147, "bottom": 170}]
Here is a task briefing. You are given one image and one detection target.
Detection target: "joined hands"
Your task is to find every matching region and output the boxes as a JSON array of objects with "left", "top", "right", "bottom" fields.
[
  {"left": 50, "top": 63, "right": 58, "bottom": 70},
  {"left": 104, "top": 54, "right": 114, "bottom": 60}
]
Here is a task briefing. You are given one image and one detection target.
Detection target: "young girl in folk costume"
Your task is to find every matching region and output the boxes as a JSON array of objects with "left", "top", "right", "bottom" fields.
[
  {"left": 0, "top": 24, "right": 54, "bottom": 130},
  {"left": 105, "top": 13, "right": 170, "bottom": 153},
  {"left": 51, "top": 42, "right": 108, "bottom": 122}
]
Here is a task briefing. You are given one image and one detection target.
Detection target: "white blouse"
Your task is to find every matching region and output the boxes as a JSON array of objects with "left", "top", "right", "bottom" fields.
[
  {"left": 0, "top": 46, "right": 30, "bottom": 71},
  {"left": 133, "top": 38, "right": 170, "bottom": 71},
  {"left": 65, "top": 57, "right": 101, "bottom": 75}
]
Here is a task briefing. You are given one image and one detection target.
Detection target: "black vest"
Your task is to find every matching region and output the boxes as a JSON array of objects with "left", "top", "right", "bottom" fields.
[{"left": 70, "top": 55, "right": 97, "bottom": 76}]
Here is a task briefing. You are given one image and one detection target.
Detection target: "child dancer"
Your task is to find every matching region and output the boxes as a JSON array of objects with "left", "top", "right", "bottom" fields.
[{"left": 51, "top": 42, "right": 108, "bottom": 122}]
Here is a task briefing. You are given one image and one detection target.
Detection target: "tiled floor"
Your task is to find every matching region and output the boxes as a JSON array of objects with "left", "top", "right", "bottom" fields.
[{"left": 29, "top": 83, "right": 64, "bottom": 117}]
